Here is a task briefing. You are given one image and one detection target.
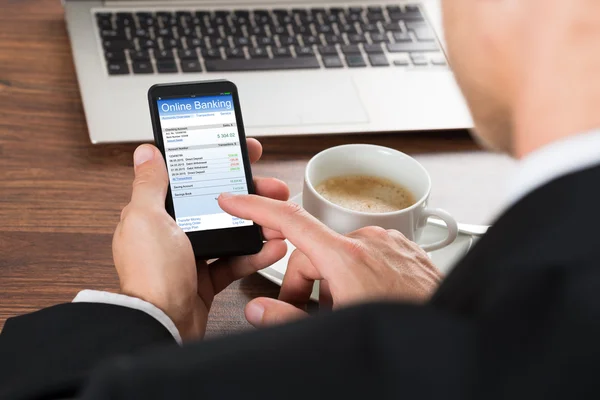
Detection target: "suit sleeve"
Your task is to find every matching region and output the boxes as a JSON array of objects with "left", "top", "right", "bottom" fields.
[
  {"left": 80, "top": 303, "right": 475, "bottom": 400},
  {"left": 0, "top": 302, "right": 177, "bottom": 399}
]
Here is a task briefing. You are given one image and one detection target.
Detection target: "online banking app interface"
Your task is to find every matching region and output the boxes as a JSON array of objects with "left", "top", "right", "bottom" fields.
[{"left": 157, "top": 93, "right": 252, "bottom": 233}]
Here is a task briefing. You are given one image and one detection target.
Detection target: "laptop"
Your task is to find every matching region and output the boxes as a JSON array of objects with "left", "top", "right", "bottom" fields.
[{"left": 63, "top": 0, "right": 473, "bottom": 144}]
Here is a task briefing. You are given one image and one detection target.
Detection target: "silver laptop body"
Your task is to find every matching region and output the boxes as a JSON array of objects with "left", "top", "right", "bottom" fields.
[{"left": 63, "top": 0, "right": 473, "bottom": 144}]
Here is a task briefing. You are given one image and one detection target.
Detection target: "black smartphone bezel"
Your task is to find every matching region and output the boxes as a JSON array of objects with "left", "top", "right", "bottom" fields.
[{"left": 148, "top": 80, "right": 263, "bottom": 260}]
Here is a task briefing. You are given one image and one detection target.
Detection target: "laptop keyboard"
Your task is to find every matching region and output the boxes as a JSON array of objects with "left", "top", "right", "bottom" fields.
[{"left": 96, "top": 5, "right": 446, "bottom": 75}]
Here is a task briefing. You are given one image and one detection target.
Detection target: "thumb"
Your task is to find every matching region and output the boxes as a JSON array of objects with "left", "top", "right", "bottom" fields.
[
  {"left": 130, "top": 144, "right": 169, "bottom": 209},
  {"left": 245, "top": 297, "right": 308, "bottom": 328}
]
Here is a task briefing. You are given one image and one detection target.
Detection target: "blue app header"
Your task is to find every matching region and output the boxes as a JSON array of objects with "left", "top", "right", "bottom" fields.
[{"left": 157, "top": 94, "right": 233, "bottom": 116}]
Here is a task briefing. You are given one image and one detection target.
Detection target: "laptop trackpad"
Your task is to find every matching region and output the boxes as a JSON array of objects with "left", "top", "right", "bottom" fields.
[{"left": 237, "top": 75, "right": 369, "bottom": 127}]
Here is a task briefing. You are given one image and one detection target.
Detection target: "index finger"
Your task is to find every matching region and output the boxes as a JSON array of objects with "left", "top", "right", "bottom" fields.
[{"left": 218, "top": 194, "right": 342, "bottom": 265}]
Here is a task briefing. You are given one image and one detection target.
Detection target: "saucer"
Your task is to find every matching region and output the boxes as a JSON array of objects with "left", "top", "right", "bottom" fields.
[{"left": 257, "top": 193, "right": 482, "bottom": 301}]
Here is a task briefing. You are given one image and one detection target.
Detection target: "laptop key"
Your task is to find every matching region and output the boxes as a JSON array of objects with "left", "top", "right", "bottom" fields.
[
  {"left": 100, "top": 30, "right": 127, "bottom": 40},
  {"left": 225, "top": 48, "right": 246, "bottom": 59},
  {"left": 364, "top": 43, "right": 384, "bottom": 54},
  {"left": 272, "top": 47, "right": 291, "bottom": 57},
  {"left": 97, "top": 19, "right": 114, "bottom": 30},
  {"left": 383, "top": 22, "right": 403, "bottom": 32},
  {"left": 201, "top": 48, "right": 222, "bottom": 60},
  {"left": 248, "top": 26, "right": 266, "bottom": 36},
  {"left": 345, "top": 54, "right": 367, "bottom": 67},
  {"left": 368, "top": 54, "right": 389, "bottom": 67},
  {"left": 411, "top": 53, "right": 429, "bottom": 66},
  {"left": 181, "top": 60, "right": 203, "bottom": 72},
  {"left": 341, "top": 45, "right": 361, "bottom": 54},
  {"left": 156, "top": 11, "right": 173, "bottom": 19},
  {"left": 234, "top": 10, "right": 251, "bottom": 18},
  {"left": 291, "top": 25, "right": 310, "bottom": 35},
  {"left": 393, "top": 59, "right": 410, "bottom": 67},
  {"left": 402, "top": 9, "right": 424, "bottom": 21},
  {"left": 405, "top": 21, "right": 429, "bottom": 31},
  {"left": 104, "top": 50, "right": 126, "bottom": 62},
  {"left": 322, "top": 55, "right": 344, "bottom": 68},
  {"left": 324, "top": 35, "right": 342, "bottom": 45},
  {"left": 413, "top": 28, "right": 436, "bottom": 42},
  {"left": 393, "top": 32, "right": 412, "bottom": 42},
  {"left": 348, "top": 34, "right": 367, "bottom": 44},
  {"left": 234, "top": 37, "right": 251, "bottom": 47},
  {"left": 295, "top": 46, "right": 315, "bottom": 57},
  {"left": 161, "top": 38, "right": 182, "bottom": 49},
  {"left": 317, "top": 25, "right": 334, "bottom": 34},
  {"left": 272, "top": 25, "right": 288, "bottom": 36},
  {"left": 302, "top": 36, "right": 320, "bottom": 46},
  {"left": 338, "top": 24, "right": 358, "bottom": 34},
  {"left": 155, "top": 49, "right": 175, "bottom": 61},
  {"left": 133, "top": 61, "right": 154, "bottom": 74},
  {"left": 200, "top": 26, "right": 219, "bottom": 37},
  {"left": 138, "top": 17, "right": 156, "bottom": 28},
  {"left": 346, "top": 13, "right": 363, "bottom": 22},
  {"left": 177, "top": 27, "right": 195, "bottom": 38},
  {"left": 178, "top": 49, "right": 198, "bottom": 60},
  {"left": 256, "top": 36, "right": 274, "bottom": 46},
  {"left": 366, "top": 13, "right": 385, "bottom": 23},
  {"left": 139, "top": 39, "right": 158, "bottom": 49},
  {"left": 318, "top": 45, "right": 338, "bottom": 55},
  {"left": 370, "top": 33, "right": 389, "bottom": 43},
  {"left": 133, "top": 29, "right": 151, "bottom": 39},
  {"left": 102, "top": 39, "right": 134, "bottom": 51},
  {"left": 361, "top": 23, "right": 381, "bottom": 33},
  {"left": 387, "top": 42, "right": 439, "bottom": 52},
  {"left": 156, "top": 28, "right": 174, "bottom": 39},
  {"left": 204, "top": 57, "right": 320, "bottom": 72},
  {"left": 107, "top": 62, "right": 129, "bottom": 75},
  {"left": 130, "top": 50, "right": 151, "bottom": 61},
  {"left": 249, "top": 47, "right": 268, "bottom": 58},
  {"left": 278, "top": 35, "right": 298, "bottom": 46},
  {"left": 208, "top": 37, "right": 227, "bottom": 48},
  {"left": 188, "top": 38, "right": 206, "bottom": 49}
]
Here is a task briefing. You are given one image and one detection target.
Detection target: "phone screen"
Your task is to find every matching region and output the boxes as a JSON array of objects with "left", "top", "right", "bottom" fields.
[{"left": 156, "top": 93, "right": 253, "bottom": 233}]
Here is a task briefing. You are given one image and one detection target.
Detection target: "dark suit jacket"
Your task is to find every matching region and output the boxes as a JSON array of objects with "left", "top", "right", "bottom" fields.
[{"left": 2, "top": 165, "right": 600, "bottom": 400}]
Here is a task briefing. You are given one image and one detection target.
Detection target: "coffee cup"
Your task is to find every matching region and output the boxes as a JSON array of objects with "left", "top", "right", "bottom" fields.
[{"left": 302, "top": 144, "right": 458, "bottom": 252}]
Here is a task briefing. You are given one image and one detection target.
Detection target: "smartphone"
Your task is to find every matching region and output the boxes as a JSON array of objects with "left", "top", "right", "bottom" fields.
[{"left": 148, "top": 80, "right": 263, "bottom": 259}]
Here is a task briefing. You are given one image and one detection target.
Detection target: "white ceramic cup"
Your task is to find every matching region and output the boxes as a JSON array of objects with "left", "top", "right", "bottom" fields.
[{"left": 302, "top": 144, "right": 459, "bottom": 252}]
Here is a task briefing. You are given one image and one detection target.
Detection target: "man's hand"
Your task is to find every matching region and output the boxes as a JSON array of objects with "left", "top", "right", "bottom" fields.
[
  {"left": 218, "top": 194, "right": 443, "bottom": 328},
  {"left": 112, "top": 141, "right": 289, "bottom": 341}
]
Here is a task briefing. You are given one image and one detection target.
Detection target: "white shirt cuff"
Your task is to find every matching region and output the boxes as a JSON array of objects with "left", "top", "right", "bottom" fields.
[{"left": 72, "top": 290, "right": 182, "bottom": 345}]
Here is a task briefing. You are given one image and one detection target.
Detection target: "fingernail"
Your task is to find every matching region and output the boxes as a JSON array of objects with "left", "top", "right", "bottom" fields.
[
  {"left": 246, "top": 301, "right": 264, "bottom": 325},
  {"left": 219, "top": 192, "right": 234, "bottom": 199},
  {"left": 134, "top": 145, "right": 155, "bottom": 166}
]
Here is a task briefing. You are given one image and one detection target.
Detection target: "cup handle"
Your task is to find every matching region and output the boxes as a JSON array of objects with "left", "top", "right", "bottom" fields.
[{"left": 420, "top": 208, "right": 459, "bottom": 252}]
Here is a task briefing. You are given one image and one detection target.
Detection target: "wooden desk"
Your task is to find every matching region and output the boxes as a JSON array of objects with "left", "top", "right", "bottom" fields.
[{"left": 0, "top": 0, "right": 480, "bottom": 336}]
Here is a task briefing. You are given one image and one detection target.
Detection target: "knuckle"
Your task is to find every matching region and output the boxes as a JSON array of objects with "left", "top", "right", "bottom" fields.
[
  {"left": 133, "top": 166, "right": 168, "bottom": 189},
  {"left": 282, "top": 201, "right": 305, "bottom": 219},
  {"left": 387, "top": 229, "right": 408, "bottom": 241},
  {"left": 343, "top": 237, "right": 369, "bottom": 259},
  {"left": 120, "top": 204, "right": 131, "bottom": 221},
  {"left": 358, "top": 226, "right": 389, "bottom": 238},
  {"left": 288, "top": 249, "right": 303, "bottom": 264}
]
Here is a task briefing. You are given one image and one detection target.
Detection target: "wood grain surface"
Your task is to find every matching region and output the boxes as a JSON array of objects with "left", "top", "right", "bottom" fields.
[{"left": 0, "top": 0, "right": 480, "bottom": 336}]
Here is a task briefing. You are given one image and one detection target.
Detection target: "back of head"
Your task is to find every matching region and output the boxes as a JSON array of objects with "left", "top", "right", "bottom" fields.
[{"left": 442, "top": 0, "right": 600, "bottom": 158}]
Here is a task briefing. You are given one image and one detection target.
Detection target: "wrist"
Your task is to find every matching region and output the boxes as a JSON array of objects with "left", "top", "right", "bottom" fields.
[{"left": 119, "top": 286, "right": 207, "bottom": 341}]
